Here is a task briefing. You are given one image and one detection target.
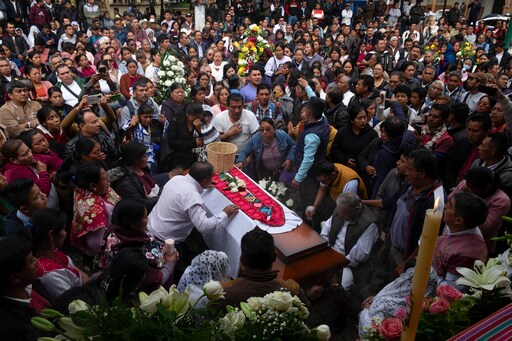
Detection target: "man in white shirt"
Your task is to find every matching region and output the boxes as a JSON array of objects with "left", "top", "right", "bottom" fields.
[
  {"left": 341, "top": 3, "right": 353, "bottom": 26},
  {"left": 320, "top": 192, "right": 379, "bottom": 293},
  {"left": 273, "top": 17, "right": 286, "bottom": 34},
  {"left": 213, "top": 93, "right": 259, "bottom": 151},
  {"left": 55, "top": 65, "right": 84, "bottom": 107},
  {"left": 147, "top": 161, "right": 239, "bottom": 270},
  {"left": 147, "top": 161, "right": 239, "bottom": 244}
]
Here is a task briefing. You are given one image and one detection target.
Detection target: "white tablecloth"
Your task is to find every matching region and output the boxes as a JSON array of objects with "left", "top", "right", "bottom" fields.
[{"left": 201, "top": 173, "right": 302, "bottom": 278}]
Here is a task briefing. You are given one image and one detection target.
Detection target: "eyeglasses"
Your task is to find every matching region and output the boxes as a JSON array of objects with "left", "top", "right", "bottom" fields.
[{"left": 104, "top": 58, "right": 113, "bottom": 62}]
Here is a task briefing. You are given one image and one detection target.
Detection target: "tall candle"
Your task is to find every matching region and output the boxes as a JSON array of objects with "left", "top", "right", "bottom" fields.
[{"left": 401, "top": 197, "right": 442, "bottom": 341}]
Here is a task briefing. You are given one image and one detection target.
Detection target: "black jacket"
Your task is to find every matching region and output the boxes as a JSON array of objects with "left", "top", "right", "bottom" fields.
[
  {"left": 331, "top": 124, "right": 379, "bottom": 167},
  {"left": 0, "top": 296, "right": 40, "bottom": 341},
  {"left": 109, "top": 165, "right": 159, "bottom": 213}
]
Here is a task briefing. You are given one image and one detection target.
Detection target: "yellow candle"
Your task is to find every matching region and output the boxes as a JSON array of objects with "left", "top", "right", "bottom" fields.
[{"left": 401, "top": 197, "right": 442, "bottom": 341}]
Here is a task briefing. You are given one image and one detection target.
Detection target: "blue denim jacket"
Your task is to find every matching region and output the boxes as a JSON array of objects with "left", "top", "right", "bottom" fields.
[{"left": 236, "top": 130, "right": 296, "bottom": 173}]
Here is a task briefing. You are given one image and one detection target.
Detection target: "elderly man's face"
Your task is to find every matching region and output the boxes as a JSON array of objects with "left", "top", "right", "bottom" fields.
[{"left": 335, "top": 204, "right": 361, "bottom": 221}]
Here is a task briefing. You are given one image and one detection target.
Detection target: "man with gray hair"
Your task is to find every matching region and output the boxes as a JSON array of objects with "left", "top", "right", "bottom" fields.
[{"left": 320, "top": 192, "right": 379, "bottom": 297}]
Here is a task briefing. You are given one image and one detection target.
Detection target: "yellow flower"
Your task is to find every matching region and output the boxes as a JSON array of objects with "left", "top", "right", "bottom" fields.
[
  {"left": 241, "top": 46, "right": 248, "bottom": 53},
  {"left": 238, "top": 67, "right": 245, "bottom": 76}
]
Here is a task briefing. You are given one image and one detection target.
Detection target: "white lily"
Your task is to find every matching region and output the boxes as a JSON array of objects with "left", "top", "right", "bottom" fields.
[{"left": 456, "top": 259, "right": 511, "bottom": 291}]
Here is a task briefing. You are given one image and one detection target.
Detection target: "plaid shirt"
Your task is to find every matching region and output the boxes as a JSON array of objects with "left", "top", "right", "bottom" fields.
[
  {"left": 444, "top": 85, "right": 467, "bottom": 104},
  {"left": 131, "top": 120, "right": 168, "bottom": 174},
  {"left": 248, "top": 101, "right": 279, "bottom": 122}
]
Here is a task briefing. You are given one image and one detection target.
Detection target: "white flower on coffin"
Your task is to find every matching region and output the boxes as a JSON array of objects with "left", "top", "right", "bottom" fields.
[
  {"left": 167, "top": 71, "right": 174, "bottom": 77},
  {"left": 230, "top": 188, "right": 239, "bottom": 193},
  {"left": 286, "top": 199, "right": 294, "bottom": 207},
  {"left": 238, "top": 59, "right": 247, "bottom": 66},
  {"left": 168, "top": 56, "right": 176, "bottom": 62},
  {"left": 257, "top": 36, "right": 263, "bottom": 42},
  {"left": 262, "top": 291, "right": 294, "bottom": 312},
  {"left": 57, "top": 317, "right": 86, "bottom": 340},
  {"left": 163, "top": 60, "right": 170, "bottom": 66},
  {"left": 258, "top": 178, "right": 268, "bottom": 189},
  {"left": 163, "top": 285, "right": 190, "bottom": 315},
  {"left": 171, "top": 65, "right": 179, "bottom": 71},
  {"left": 164, "top": 80, "right": 172, "bottom": 87},
  {"left": 177, "top": 61, "right": 184, "bottom": 68},
  {"left": 157, "top": 70, "right": 166, "bottom": 77},
  {"left": 456, "top": 259, "right": 511, "bottom": 291}
]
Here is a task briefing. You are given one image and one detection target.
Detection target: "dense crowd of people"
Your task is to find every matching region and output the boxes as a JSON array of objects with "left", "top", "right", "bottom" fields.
[{"left": 0, "top": 0, "right": 512, "bottom": 338}]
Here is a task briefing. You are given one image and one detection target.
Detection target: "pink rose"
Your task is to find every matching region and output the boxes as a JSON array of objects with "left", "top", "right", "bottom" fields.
[
  {"left": 429, "top": 298, "right": 450, "bottom": 315},
  {"left": 379, "top": 317, "right": 403, "bottom": 341},
  {"left": 394, "top": 307, "right": 408, "bottom": 321},
  {"left": 436, "top": 285, "right": 462, "bottom": 302}
]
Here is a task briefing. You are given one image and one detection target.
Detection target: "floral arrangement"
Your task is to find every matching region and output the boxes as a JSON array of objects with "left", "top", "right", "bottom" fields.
[
  {"left": 232, "top": 24, "right": 272, "bottom": 77},
  {"left": 221, "top": 290, "right": 330, "bottom": 340},
  {"left": 213, "top": 167, "right": 285, "bottom": 226},
  {"left": 362, "top": 257, "right": 512, "bottom": 341},
  {"left": 456, "top": 41, "right": 477, "bottom": 60},
  {"left": 155, "top": 50, "right": 189, "bottom": 104},
  {"left": 31, "top": 284, "right": 330, "bottom": 341},
  {"left": 219, "top": 172, "right": 247, "bottom": 193},
  {"left": 258, "top": 177, "right": 294, "bottom": 208}
]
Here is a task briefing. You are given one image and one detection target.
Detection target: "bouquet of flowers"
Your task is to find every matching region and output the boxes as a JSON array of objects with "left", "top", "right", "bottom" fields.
[
  {"left": 155, "top": 51, "right": 189, "bottom": 104},
  {"left": 456, "top": 41, "right": 477, "bottom": 60},
  {"left": 362, "top": 256, "right": 512, "bottom": 341},
  {"left": 233, "top": 24, "right": 272, "bottom": 77},
  {"left": 219, "top": 172, "right": 247, "bottom": 193},
  {"left": 258, "top": 177, "right": 294, "bottom": 208},
  {"left": 219, "top": 290, "right": 330, "bottom": 340},
  {"left": 31, "top": 285, "right": 330, "bottom": 341}
]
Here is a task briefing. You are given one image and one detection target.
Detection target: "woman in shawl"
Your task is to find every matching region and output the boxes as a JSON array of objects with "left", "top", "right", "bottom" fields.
[
  {"left": 177, "top": 250, "right": 231, "bottom": 307},
  {"left": 72, "top": 161, "right": 120, "bottom": 256}
]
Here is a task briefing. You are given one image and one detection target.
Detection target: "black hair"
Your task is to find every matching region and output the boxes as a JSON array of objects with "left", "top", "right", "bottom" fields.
[
  {"left": 37, "top": 106, "right": 58, "bottom": 125},
  {"left": 31, "top": 208, "right": 67, "bottom": 254},
  {"left": 100, "top": 247, "right": 148, "bottom": 303},
  {"left": 450, "top": 103, "right": 470, "bottom": 124},
  {"left": 348, "top": 105, "right": 366, "bottom": 122},
  {"left": 1, "top": 138, "right": 24, "bottom": 162},
  {"left": 121, "top": 142, "right": 147, "bottom": 166},
  {"left": 112, "top": 199, "right": 146, "bottom": 230},
  {"left": 1, "top": 178, "right": 35, "bottom": 209},
  {"left": 190, "top": 84, "right": 207, "bottom": 98},
  {"left": 75, "top": 136, "right": 99, "bottom": 160},
  {"left": 227, "top": 93, "right": 244, "bottom": 106},
  {"left": 0, "top": 235, "right": 33, "bottom": 288},
  {"left": 186, "top": 101, "right": 204, "bottom": 116},
  {"left": 189, "top": 161, "right": 214, "bottom": 183},
  {"left": 241, "top": 227, "right": 276, "bottom": 270},
  {"left": 260, "top": 117, "right": 275, "bottom": 127},
  {"left": 487, "top": 132, "right": 509, "bottom": 156},
  {"left": 256, "top": 83, "right": 271, "bottom": 94},
  {"left": 227, "top": 75, "right": 241, "bottom": 89},
  {"left": 305, "top": 97, "right": 326, "bottom": 120},
  {"left": 19, "top": 129, "right": 42, "bottom": 150},
  {"left": 316, "top": 160, "right": 336, "bottom": 177},
  {"left": 326, "top": 87, "right": 344, "bottom": 105},
  {"left": 359, "top": 75, "right": 374, "bottom": 92},
  {"left": 381, "top": 116, "right": 406, "bottom": 138},
  {"left": 465, "top": 166, "right": 498, "bottom": 194},
  {"left": 394, "top": 84, "right": 412, "bottom": 98},
  {"left": 6, "top": 80, "right": 27, "bottom": 94},
  {"left": 75, "top": 161, "right": 105, "bottom": 190},
  {"left": 453, "top": 192, "right": 489, "bottom": 229},
  {"left": 132, "top": 76, "right": 149, "bottom": 91},
  {"left": 431, "top": 103, "right": 451, "bottom": 120},
  {"left": 408, "top": 149, "right": 439, "bottom": 180},
  {"left": 47, "top": 86, "right": 62, "bottom": 98},
  {"left": 468, "top": 113, "right": 492, "bottom": 132}
]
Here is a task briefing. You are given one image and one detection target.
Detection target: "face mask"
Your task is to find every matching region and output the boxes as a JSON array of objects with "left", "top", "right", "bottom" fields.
[{"left": 463, "top": 64, "right": 471, "bottom": 70}]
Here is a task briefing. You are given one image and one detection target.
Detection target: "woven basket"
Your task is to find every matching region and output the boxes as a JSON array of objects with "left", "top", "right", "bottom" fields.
[{"left": 206, "top": 142, "right": 238, "bottom": 173}]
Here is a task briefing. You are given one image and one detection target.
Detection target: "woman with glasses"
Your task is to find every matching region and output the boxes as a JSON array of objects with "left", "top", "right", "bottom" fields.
[
  {"left": 101, "top": 52, "right": 119, "bottom": 84},
  {"left": 235, "top": 118, "right": 296, "bottom": 182}
]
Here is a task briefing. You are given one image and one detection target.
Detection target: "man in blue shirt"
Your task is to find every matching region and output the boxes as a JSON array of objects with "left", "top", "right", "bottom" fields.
[
  {"left": 240, "top": 67, "right": 262, "bottom": 104},
  {"left": 291, "top": 97, "right": 330, "bottom": 226}
]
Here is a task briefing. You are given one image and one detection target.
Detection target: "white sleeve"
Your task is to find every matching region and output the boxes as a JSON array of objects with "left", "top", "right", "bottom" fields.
[
  {"left": 248, "top": 111, "right": 260, "bottom": 134},
  {"left": 39, "top": 268, "right": 83, "bottom": 300},
  {"left": 346, "top": 223, "right": 379, "bottom": 267},
  {"left": 343, "top": 179, "right": 359, "bottom": 194},
  {"left": 320, "top": 215, "right": 333, "bottom": 241},
  {"left": 264, "top": 58, "right": 275, "bottom": 77},
  {"left": 187, "top": 202, "right": 229, "bottom": 235}
]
